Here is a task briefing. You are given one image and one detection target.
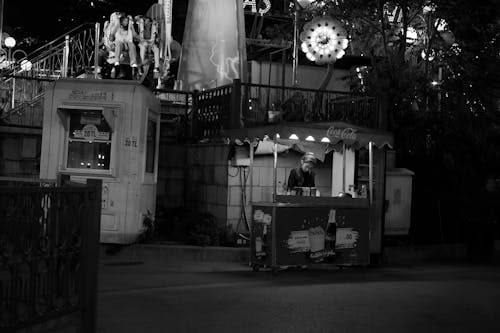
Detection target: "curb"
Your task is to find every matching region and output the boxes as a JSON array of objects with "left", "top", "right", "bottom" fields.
[{"left": 101, "top": 243, "right": 250, "bottom": 264}]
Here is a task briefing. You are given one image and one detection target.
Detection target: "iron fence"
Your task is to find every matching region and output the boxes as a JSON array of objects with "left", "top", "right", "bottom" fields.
[
  {"left": 186, "top": 80, "right": 379, "bottom": 137},
  {"left": 241, "top": 82, "right": 377, "bottom": 127},
  {"left": 191, "top": 83, "right": 238, "bottom": 137},
  {"left": 0, "top": 180, "right": 101, "bottom": 332}
]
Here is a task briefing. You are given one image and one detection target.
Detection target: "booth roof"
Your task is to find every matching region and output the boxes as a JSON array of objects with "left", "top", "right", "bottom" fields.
[{"left": 222, "top": 122, "right": 394, "bottom": 150}]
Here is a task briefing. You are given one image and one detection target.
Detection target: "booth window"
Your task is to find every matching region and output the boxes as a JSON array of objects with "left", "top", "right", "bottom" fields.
[
  {"left": 145, "top": 119, "right": 156, "bottom": 173},
  {"left": 66, "top": 110, "right": 112, "bottom": 170}
]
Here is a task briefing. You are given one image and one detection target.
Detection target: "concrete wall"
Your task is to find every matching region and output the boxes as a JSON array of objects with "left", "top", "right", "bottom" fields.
[
  {"left": 185, "top": 144, "right": 229, "bottom": 227},
  {"left": 249, "top": 61, "right": 350, "bottom": 92}
]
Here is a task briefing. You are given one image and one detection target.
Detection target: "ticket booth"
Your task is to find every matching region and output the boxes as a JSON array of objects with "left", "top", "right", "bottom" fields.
[{"left": 40, "top": 79, "right": 161, "bottom": 244}]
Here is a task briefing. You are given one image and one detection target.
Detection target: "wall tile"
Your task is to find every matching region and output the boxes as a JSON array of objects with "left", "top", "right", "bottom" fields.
[
  {"left": 251, "top": 167, "right": 260, "bottom": 186},
  {"left": 252, "top": 186, "right": 262, "bottom": 203},
  {"left": 216, "top": 186, "right": 228, "bottom": 205},
  {"left": 259, "top": 167, "right": 273, "bottom": 187},
  {"left": 229, "top": 186, "right": 242, "bottom": 206},
  {"left": 227, "top": 166, "right": 241, "bottom": 185},
  {"left": 227, "top": 205, "right": 241, "bottom": 220},
  {"left": 214, "top": 166, "right": 228, "bottom": 185},
  {"left": 207, "top": 185, "right": 217, "bottom": 204}
]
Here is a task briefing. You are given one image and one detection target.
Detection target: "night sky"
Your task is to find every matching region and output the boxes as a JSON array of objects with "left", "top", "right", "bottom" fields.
[{"left": 3, "top": 0, "right": 187, "bottom": 50}]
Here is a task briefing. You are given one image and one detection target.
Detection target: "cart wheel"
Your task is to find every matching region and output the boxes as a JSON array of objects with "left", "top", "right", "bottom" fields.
[{"left": 252, "top": 264, "right": 260, "bottom": 272}]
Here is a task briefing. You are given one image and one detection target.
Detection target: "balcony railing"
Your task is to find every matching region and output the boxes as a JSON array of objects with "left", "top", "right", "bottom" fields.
[
  {"left": 241, "top": 82, "right": 377, "bottom": 127},
  {"left": 155, "top": 80, "right": 380, "bottom": 138}
]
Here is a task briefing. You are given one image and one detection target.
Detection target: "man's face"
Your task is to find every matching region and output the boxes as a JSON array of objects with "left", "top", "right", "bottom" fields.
[{"left": 301, "top": 162, "right": 314, "bottom": 172}]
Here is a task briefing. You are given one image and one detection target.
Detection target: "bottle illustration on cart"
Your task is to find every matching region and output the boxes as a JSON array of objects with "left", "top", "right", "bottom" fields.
[
  {"left": 255, "top": 224, "right": 268, "bottom": 259},
  {"left": 324, "top": 209, "right": 337, "bottom": 260}
]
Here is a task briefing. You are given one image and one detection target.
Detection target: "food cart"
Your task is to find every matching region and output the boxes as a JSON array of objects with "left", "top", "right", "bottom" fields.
[{"left": 224, "top": 122, "right": 393, "bottom": 271}]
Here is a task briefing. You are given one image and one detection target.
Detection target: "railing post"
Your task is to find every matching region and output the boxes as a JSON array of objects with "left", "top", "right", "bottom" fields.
[
  {"left": 94, "top": 23, "right": 100, "bottom": 79},
  {"left": 184, "top": 93, "right": 190, "bottom": 138},
  {"left": 62, "top": 35, "right": 70, "bottom": 78},
  {"left": 81, "top": 178, "right": 101, "bottom": 333},
  {"left": 191, "top": 90, "right": 199, "bottom": 138},
  {"left": 231, "top": 79, "right": 242, "bottom": 129},
  {"left": 376, "top": 93, "right": 388, "bottom": 130},
  {"left": 11, "top": 77, "right": 15, "bottom": 108}
]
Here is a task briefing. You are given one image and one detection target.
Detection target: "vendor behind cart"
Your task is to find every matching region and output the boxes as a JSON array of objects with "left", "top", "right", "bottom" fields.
[{"left": 287, "top": 152, "right": 317, "bottom": 192}]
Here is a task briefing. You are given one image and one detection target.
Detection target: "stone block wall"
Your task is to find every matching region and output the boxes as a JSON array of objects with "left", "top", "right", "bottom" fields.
[
  {"left": 185, "top": 143, "right": 229, "bottom": 227},
  {"left": 157, "top": 143, "right": 187, "bottom": 209}
]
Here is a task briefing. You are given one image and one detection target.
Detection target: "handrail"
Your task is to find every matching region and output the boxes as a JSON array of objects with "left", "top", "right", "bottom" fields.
[
  {"left": 2, "top": 74, "right": 56, "bottom": 82},
  {"left": 19, "top": 23, "right": 95, "bottom": 61},
  {"left": 242, "top": 82, "right": 354, "bottom": 96},
  {"left": 1, "top": 23, "right": 96, "bottom": 77}
]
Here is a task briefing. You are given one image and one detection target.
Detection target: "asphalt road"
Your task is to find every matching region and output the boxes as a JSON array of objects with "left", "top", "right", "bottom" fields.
[{"left": 97, "top": 262, "right": 500, "bottom": 333}]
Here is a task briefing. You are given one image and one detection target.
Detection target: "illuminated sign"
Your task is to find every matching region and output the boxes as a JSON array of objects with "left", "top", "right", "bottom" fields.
[
  {"left": 74, "top": 124, "right": 110, "bottom": 141},
  {"left": 243, "top": 0, "right": 271, "bottom": 15}
]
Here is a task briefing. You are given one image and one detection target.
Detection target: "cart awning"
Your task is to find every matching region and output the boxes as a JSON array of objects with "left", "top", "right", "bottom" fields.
[{"left": 222, "top": 122, "right": 393, "bottom": 160}]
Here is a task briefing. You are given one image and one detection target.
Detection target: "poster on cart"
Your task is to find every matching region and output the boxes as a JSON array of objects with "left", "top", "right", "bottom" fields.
[{"left": 251, "top": 205, "right": 369, "bottom": 267}]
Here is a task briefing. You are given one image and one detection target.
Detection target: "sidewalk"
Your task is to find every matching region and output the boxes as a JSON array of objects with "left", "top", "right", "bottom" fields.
[{"left": 100, "top": 242, "right": 500, "bottom": 267}]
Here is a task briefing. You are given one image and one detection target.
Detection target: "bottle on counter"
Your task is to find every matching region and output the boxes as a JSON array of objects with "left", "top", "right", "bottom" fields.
[
  {"left": 277, "top": 181, "right": 283, "bottom": 195},
  {"left": 324, "top": 209, "right": 337, "bottom": 259}
]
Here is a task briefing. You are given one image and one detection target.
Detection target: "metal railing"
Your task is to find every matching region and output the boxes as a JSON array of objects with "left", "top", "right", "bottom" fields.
[
  {"left": 177, "top": 80, "right": 379, "bottom": 137},
  {"left": 1, "top": 23, "right": 98, "bottom": 79},
  {"left": 191, "top": 84, "right": 239, "bottom": 137},
  {"left": 0, "top": 23, "right": 99, "bottom": 126},
  {"left": 0, "top": 76, "right": 55, "bottom": 127},
  {"left": 0, "top": 180, "right": 101, "bottom": 332},
  {"left": 241, "top": 82, "right": 377, "bottom": 127}
]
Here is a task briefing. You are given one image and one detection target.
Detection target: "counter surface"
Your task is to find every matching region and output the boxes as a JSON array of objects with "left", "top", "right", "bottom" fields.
[{"left": 255, "top": 196, "right": 370, "bottom": 208}]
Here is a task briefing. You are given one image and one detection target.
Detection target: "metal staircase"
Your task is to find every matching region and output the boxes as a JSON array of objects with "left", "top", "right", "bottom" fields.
[{"left": 1, "top": 23, "right": 99, "bottom": 127}]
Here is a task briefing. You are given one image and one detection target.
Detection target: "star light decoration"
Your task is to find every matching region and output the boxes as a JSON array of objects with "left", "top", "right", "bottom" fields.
[{"left": 300, "top": 16, "right": 349, "bottom": 64}]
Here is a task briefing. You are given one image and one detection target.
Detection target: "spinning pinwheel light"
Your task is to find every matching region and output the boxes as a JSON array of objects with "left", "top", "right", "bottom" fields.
[{"left": 300, "top": 16, "right": 349, "bottom": 64}]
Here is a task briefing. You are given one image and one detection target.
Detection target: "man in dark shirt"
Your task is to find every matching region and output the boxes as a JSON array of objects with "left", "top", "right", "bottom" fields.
[{"left": 287, "top": 152, "right": 316, "bottom": 189}]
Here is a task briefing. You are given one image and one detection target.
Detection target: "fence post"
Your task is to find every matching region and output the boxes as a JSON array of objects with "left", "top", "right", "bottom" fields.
[
  {"left": 94, "top": 23, "right": 100, "bottom": 79},
  {"left": 81, "top": 179, "right": 101, "bottom": 333},
  {"left": 231, "top": 79, "right": 242, "bottom": 129},
  {"left": 62, "top": 35, "right": 70, "bottom": 78}
]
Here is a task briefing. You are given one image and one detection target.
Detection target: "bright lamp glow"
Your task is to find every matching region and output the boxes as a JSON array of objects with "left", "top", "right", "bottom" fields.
[
  {"left": 406, "top": 27, "right": 418, "bottom": 44},
  {"left": 275, "top": 133, "right": 280, "bottom": 139},
  {"left": 299, "top": 16, "right": 349, "bottom": 64},
  {"left": 20, "top": 60, "right": 32, "bottom": 71},
  {"left": 320, "top": 137, "right": 331, "bottom": 143},
  {"left": 4, "top": 37, "right": 16, "bottom": 48},
  {"left": 305, "top": 136, "right": 315, "bottom": 142},
  {"left": 289, "top": 134, "right": 299, "bottom": 140},
  {"left": 421, "top": 49, "right": 435, "bottom": 61},
  {"left": 296, "top": 0, "right": 314, "bottom": 8}
]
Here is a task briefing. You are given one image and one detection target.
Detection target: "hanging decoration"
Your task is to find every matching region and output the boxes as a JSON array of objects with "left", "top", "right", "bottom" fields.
[{"left": 299, "top": 16, "right": 349, "bottom": 64}]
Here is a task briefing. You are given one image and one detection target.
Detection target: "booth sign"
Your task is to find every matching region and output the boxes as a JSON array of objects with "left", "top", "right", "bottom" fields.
[
  {"left": 74, "top": 124, "right": 110, "bottom": 141},
  {"left": 326, "top": 126, "right": 358, "bottom": 141}
]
